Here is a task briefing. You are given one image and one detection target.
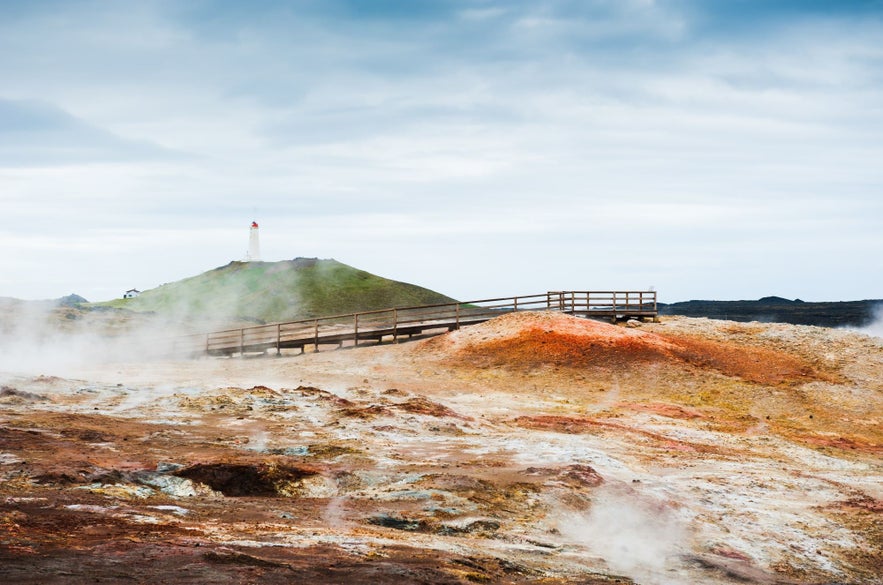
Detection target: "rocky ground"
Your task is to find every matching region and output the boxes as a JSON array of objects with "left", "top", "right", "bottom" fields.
[{"left": 1, "top": 313, "right": 881, "bottom": 584}]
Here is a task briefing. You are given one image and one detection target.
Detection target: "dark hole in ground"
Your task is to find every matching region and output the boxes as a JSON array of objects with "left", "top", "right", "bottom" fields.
[
  {"left": 368, "top": 514, "right": 425, "bottom": 531},
  {"left": 60, "top": 429, "right": 111, "bottom": 442},
  {"left": 175, "top": 462, "right": 317, "bottom": 497}
]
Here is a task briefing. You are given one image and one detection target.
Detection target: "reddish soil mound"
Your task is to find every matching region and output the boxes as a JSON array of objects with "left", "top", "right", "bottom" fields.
[
  {"left": 664, "top": 334, "right": 828, "bottom": 386},
  {"left": 338, "top": 396, "right": 468, "bottom": 420},
  {"left": 422, "top": 312, "right": 827, "bottom": 385},
  {"left": 423, "top": 311, "right": 678, "bottom": 369},
  {"left": 396, "top": 397, "right": 468, "bottom": 420},
  {"left": 339, "top": 403, "right": 394, "bottom": 419}
]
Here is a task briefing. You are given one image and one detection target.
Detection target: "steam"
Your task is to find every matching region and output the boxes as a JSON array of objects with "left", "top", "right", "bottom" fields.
[
  {"left": 842, "top": 302, "right": 883, "bottom": 339},
  {"left": 858, "top": 303, "right": 883, "bottom": 338},
  {"left": 323, "top": 496, "right": 350, "bottom": 530},
  {"left": 0, "top": 296, "right": 201, "bottom": 377},
  {"left": 0, "top": 260, "right": 303, "bottom": 377},
  {"left": 246, "top": 429, "right": 269, "bottom": 453},
  {"left": 559, "top": 485, "right": 690, "bottom": 585}
]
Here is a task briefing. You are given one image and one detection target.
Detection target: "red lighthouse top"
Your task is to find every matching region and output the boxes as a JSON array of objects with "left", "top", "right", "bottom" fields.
[{"left": 251, "top": 221, "right": 259, "bottom": 228}]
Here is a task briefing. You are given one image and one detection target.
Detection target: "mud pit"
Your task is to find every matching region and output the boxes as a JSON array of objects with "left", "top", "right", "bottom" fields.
[{"left": 1, "top": 313, "right": 881, "bottom": 584}]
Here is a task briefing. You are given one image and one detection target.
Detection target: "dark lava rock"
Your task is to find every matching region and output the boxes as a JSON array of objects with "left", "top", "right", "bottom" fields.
[{"left": 0, "top": 387, "right": 46, "bottom": 401}]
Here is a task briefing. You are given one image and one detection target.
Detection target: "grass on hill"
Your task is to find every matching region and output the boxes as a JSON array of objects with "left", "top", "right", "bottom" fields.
[{"left": 95, "top": 258, "right": 457, "bottom": 326}]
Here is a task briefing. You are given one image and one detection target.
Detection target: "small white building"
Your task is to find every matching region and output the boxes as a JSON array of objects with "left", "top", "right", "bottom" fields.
[{"left": 123, "top": 288, "right": 141, "bottom": 299}]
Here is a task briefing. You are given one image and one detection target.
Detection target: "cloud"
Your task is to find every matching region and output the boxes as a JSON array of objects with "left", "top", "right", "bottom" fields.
[
  {"left": 0, "top": 98, "right": 182, "bottom": 167},
  {"left": 0, "top": 0, "right": 881, "bottom": 302}
]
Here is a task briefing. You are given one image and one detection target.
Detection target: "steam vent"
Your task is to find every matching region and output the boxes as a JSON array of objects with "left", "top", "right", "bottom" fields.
[{"left": 246, "top": 220, "right": 261, "bottom": 261}]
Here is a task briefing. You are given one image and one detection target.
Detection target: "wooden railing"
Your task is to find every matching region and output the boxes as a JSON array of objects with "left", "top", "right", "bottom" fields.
[
  {"left": 545, "top": 290, "right": 658, "bottom": 314},
  {"left": 172, "top": 290, "right": 657, "bottom": 357}
]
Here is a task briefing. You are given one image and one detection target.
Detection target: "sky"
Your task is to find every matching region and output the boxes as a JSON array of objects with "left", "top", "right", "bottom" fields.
[{"left": 1, "top": 0, "right": 881, "bottom": 303}]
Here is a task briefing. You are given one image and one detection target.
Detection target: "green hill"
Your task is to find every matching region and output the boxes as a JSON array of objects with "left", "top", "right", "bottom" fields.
[{"left": 97, "top": 258, "right": 457, "bottom": 326}]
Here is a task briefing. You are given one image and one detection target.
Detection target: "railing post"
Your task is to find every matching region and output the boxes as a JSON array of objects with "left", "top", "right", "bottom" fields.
[
  {"left": 314, "top": 319, "right": 319, "bottom": 352},
  {"left": 276, "top": 323, "right": 281, "bottom": 356},
  {"left": 570, "top": 291, "right": 575, "bottom": 313},
  {"left": 239, "top": 329, "right": 245, "bottom": 358},
  {"left": 393, "top": 308, "right": 398, "bottom": 343},
  {"left": 514, "top": 296, "right": 518, "bottom": 312},
  {"left": 354, "top": 313, "right": 359, "bottom": 346},
  {"left": 455, "top": 303, "right": 460, "bottom": 329}
]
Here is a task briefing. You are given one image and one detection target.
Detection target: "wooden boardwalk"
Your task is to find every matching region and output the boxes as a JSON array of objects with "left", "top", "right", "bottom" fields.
[{"left": 173, "top": 291, "right": 657, "bottom": 358}]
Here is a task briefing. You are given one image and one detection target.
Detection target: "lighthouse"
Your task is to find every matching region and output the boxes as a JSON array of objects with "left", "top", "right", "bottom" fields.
[{"left": 246, "top": 221, "right": 261, "bottom": 261}]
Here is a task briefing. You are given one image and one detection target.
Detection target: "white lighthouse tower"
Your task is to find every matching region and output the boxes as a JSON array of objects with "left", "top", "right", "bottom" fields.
[{"left": 246, "top": 221, "right": 261, "bottom": 261}]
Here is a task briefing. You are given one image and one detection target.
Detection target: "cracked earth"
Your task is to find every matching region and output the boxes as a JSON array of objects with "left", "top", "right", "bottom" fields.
[{"left": 1, "top": 313, "right": 881, "bottom": 584}]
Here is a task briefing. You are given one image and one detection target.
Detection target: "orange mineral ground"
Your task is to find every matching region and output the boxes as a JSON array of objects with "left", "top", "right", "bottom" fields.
[{"left": 1, "top": 312, "right": 881, "bottom": 584}]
